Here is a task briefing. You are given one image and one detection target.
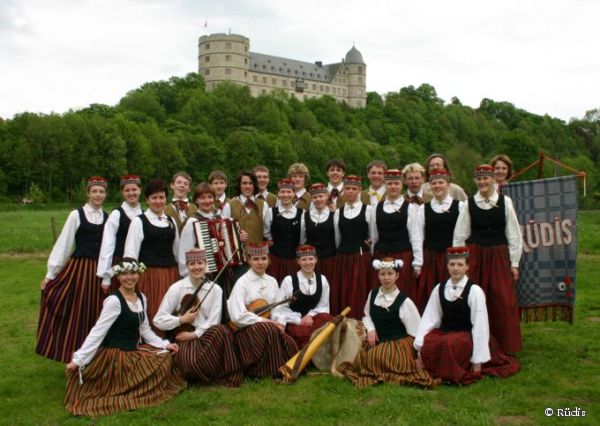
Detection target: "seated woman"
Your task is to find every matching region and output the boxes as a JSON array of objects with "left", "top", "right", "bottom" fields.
[
  {"left": 273, "top": 245, "right": 333, "bottom": 349},
  {"left": 227, "top": 242, "right": 298, "bottom": 379},
  {"left": 414, "top": 247, "right": 520, "bottom": 385},
  {"left": 64, "top": 259, "right": 185, "bottom": 416},
  {"left": 338, "top": 258, "right": 440, "bottom": 389},
  {"left": 154, "top": 249, "right": 242, "bottom": 387}
]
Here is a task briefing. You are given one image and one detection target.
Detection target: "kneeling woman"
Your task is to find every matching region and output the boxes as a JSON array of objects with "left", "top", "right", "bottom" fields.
[
  {"left": 227, "top": 242, "right": 298, "bottom": 378},
  {"left": 414, "top": 247, "right": 520, "bottom": 385},
  {"left": 154, "top": 249, "right": 242, "bottom": 387},
  {"left": 273, "top": 245, "right": 333, "bottom": 349},
  {"left": 65, "top": 259, "right": 185, "bottom": 416},
  {"left": 339, "top": 258, "right": 440, "bottom": 389}
]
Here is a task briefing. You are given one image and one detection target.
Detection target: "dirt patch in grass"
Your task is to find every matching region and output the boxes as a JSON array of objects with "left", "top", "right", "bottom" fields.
[
  {"left": 585, "top": 316, "right": 600, "bottom": 323},
  {"left": 0, "top": 252, "right": 48, "bottom": 260},
  {"left": 493, "top": 415, "right": 533, "bottom": 425}
]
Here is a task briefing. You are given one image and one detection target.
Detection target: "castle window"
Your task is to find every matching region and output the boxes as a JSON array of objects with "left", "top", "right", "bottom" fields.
[
  {"left": 357, "top": 89, "right": 363, "bottom": 95},
  {"left": 283, "top": 62, "right": 287, "bottom": 66},
  {"left": 245, "top": 46, "right": 248, "bottom": 52},
  {"left": 225, "top": 42, "right": 232, "bottom": 49},
  {"left": 294, "top": 70, "right": 298, "bottom": 75},
  {"left": 262, "top": 89, "right": 266, "bottom": 94},
  {"left": 205, "top": 44, "right": 210, "bottom": 49},
  {"left": 300, "top": 65, "right": 303, "bottom": 68},
  {"left": 245, "top": 58, "right": 248, "bottom": 64},
  {"left": 244, "top": 71, "right": 247, "bottom": 77},
  {"left": 295, "top": 79, "right": 305, "bottom": 93},
  {"left": 310, "top": 73, "right": 313, "bottom": 77},
  {"left": 226, "top": 55, "right": 231, "bottom": 61},
  {"left": 225, "top": 68, "right": 231, "bottom": 75},
  {"left": 272, "top": 78, "right": 277, "bottom": 85},
  {"left": 358, "top": 77, "right": 363, "bottom": 83},
  {"left": 253, "top": 75, "right": 258, "bottom": 82},
  {"left": 325, "top": 86, "right": 330, "bottom": 93},
  {"left": 291, "top": 81, "right": 295, "bottom": 88},
  {"left": 302, "top": 71, "right": 306, "bottom": 76},
  {"left": 279, "top": 67, "right": 283, "bottom": 72},
  {"left": 287, "top": 69, "right": 291, "bottom": 73},
  {"left": 282, "top": 80, "right": 287, "bottom": 87},
  {"left": 262, "top": 65, "right": 266, "bottom": 69},
  {"left": 303, "top": 95, "right": 308, "bottom": 100},
  {"left": 358, "top": 66, "right": 363, "bottom": 74},
  {"left": 342, "top": 89, "right": 346, "bottom": 95},
  {"left": 312, "top": 84, "right": 316, "bottom": 90},
  {"left": 254, "top": 64, "right": 258, "bottom": 68},
  {"left": 317, "top": 74, "right": 320, "bottom": 78},
  {"left": 262, "top": 76, "right": 267, "bottom": 83},
  {"left": 205, "top": 56, "right": 210, "bottom": 62},
  {"left": 205, "top": 69, "right": 210, "bottom": 76},
  {"left": 271, "top": 66, "right": 275, "bottom": 71},
  {"left": 319, "top": 85, "right": 324, "bottom": 92}
]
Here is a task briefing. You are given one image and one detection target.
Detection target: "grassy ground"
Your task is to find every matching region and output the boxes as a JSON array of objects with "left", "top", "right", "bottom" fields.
[{"left": 0, "top": 210, "right": 598, "bottom": 425}]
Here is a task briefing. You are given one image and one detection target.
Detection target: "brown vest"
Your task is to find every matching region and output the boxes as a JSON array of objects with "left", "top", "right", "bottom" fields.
[
  {"left": 257, "top": 192, "right": 278, "bottom": 208},
  {"left": 229, "top": 197, "right": 265, "bottom": 244},
  {"left": 295, "top": 192, "right": 311, "bottom": 210},
  {"left": 165, "top": 202, "right": 198, "bottom": 235}
]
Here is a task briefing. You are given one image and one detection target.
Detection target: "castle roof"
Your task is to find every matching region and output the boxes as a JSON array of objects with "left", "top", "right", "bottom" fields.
[
  {"left": 344, "top": 46, "right": 364, "bottom": 64},
  {"left": 250, "top": 52, "right": 342, "bottom": 83}
]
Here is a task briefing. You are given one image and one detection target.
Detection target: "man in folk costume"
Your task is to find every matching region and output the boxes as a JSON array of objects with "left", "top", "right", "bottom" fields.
[
  {"left": 453, "top": 164, "right": 523, "bottom": 354},
  {"left": 254, "top": 165, "right": 278, "bottom": 208},
  {"left": 227, "top": 242, "right": 298, "bottom": 378},
  {"left": 97, "top": 174, "right": 143, "bottom": 293},
  {"left": 273, "top": 245, "right": 333, "bottom": 348},
  {"left": 414, "top": 246, "right": 520, "bottom": 384},
  {"left": 402, "top": 162, "right": 427, "bottom": 205},
  {"left": 208, "top": 170, "right": 230, "bottom": 215},
  {"left": 287, "top": 162, "right": 312, "bottom": 210},
  {"left": 264, "top": 178, "right": 306, "bottom": 283},
  {"left": 154, "top": 249, "right": 242, "bottom": 387},
  {"left": 360, "top": 160, "right": 388, "bottom": 207},
  {"left": 421, "top": 153, "right": 468, "bottom": 202},
  {"left": 326, "top": 158, "right": 346, "bottom": 208},
  {"left": 165, "top": 171, "right": 197, "bottom": 235}
]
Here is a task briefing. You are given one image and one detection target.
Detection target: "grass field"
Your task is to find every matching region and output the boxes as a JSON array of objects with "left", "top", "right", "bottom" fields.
[{"left": 0, "top": 208, "right": 598, "bottom": 425}]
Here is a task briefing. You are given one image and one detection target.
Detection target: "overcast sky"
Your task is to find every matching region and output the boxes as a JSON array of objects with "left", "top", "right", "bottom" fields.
[{"left": 1, "top": 0, "right": 598, "bottom": 121}]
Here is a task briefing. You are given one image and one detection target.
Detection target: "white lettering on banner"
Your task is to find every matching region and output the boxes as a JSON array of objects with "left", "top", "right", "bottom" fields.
[{"left": 521, "top": 217, "right": 573, "bottom": 253}]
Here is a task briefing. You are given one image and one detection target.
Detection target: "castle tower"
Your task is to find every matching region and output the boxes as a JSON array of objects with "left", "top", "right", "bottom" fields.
[
  {"left": 344, "top": 46, "right": 367, "bottom": 108},
  {"left": 198, "top": 33, "right": 250, "bottom": 90}
]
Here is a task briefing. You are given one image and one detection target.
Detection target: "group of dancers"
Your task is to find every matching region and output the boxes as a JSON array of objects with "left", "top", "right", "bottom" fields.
[{"left": 36, "top": 153, "right": 521, "bottom": 416}]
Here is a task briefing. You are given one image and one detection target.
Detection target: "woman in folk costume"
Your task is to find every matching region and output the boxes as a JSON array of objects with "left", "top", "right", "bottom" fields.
[
  {"left": 227, "top": 242, "right": 298, "bottom": 378},
  {"left": 415, "top": 169, "right": 465, "bottom": 313},
  {"left": 177, "top": 182, "right": 218, "bottom": 277},
  {"left": 287, "top": 162, "right": 312, "bottom": 210},
  {"left": 37, "top": 176, "right": 109, "bottom": 362},
  {"left": 154, "top": 249, "right": 242, "bottom": 387},
  {"left": 264, "top": 178, "right": 306, "bottom": 283},
  {"left": 124, "top": 179, "right": 179, "bottom": 331},
  {"left": 333, "top": 175, "right": 375, "bottom": 318},
  {"left": 338, "top": 258, "right": 440, "bottom": 389},
  {"left": 490, "top": 154, "right": 513, "bottom": 194},
  {"left": 165, "top": 171, "right": 197, "bottom": 235},
  {"left": 304, "top": 183, "right": 337, "bottom": 283},
  {"left": 453, "top": 165, "right": 523, "bottom": 354},
  {"left": 65, "top": 259, "right": 185, "bottom": 416},
  {"left": 97, "top": 175, "right": 143, "bottom": 293},
  {"left": 273, "top": 245, "right": 333, "bottom": 349},
  {"left": 414, "top": 247, "right": 520, "bottom": 385},
  {"left": 370, "top": 169, "right": 423, "bottom": 303}
]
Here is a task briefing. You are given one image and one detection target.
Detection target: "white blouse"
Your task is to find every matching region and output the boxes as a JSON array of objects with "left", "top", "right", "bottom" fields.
[
  {"left": 46, "top": 203, "right": 105, "bottom": 280},
  {"left": 123, "top": 209, "right": 179, "bottom": 261},
  {"left": 263, "top": 205, "right": 306, "bottom": 244},
  {"left": 370, "top": 198, "right": 424, "bottom": 268},
  {"left": 452, "top": 191, "right": 523, "bottom": 267},
  {"left": 227, "top": 269, "right": 282, "bottom": 328},
  {"left": 177, "top": 211, "right": 216, "bottom": 277},
  {"left": 413, "top": 276, "right": 491, "bottom": 364},
  {"left": 273, "top": 272, "right": 330, "bottom": 325},
  {"left": 418, "top": 195, "right": 466, "bottom": 245},
  {"left": 362, "top": 287, "right": 421, "bottom": 336},
  {"left": 333, "top": 201, "right": 376, "bottom": 251},
  {"left": 153, "top": 277, "right": 222, "bottom": 338},
  {"left": 71, "top": 293, "right": 168, "bottom": 367},
  {"left": 96, "top": 202, "right": 142, "bottom": 285}
]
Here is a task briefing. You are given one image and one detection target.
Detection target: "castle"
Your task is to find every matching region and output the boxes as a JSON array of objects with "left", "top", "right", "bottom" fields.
[{"left": 197, "top": 33, "right": 367, "bottom": 108}]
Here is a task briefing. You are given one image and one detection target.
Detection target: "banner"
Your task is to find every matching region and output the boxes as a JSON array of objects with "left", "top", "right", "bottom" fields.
[{"left": 503, "top": 176, "right": 577, "bottom": 323}]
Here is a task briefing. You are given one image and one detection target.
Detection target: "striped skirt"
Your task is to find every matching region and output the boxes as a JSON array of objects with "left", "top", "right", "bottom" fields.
[
  {"left": 267, "top": 255, "right": 298, "bottom": 285},
  {"left": 65, "top": 345, "right": 186, "bottom": 416},
  {"left": 233, "top": 322, "right": 298, "bottom": 378},
  {"left": 334, "top": 251, "right": 373, "bottom": 318},
  {"left": 174, "top": 324, "right": 243, "bottom": 387},
  {"left": 36, "top": 257, "right": 104, "bottom": 363},
  {"left": 338, "top": 336, "right": 441, "bottom": 389},
  {"left": 416, "top": 249, "right": 449, "bottom": 314},
  {"left": 420, "top": 329, "right": 520, "bottom": 385},
  {"left": 466, "top": 244, "right": 522, "bottom": 353},
  {"left": 372, "top": 249, "right": 417, "bottom": 303},
  {"left": 285, "top": 313, "right": 334, "bottom": 349},
  {"left": 136, "top": 266, "right": 180, "bottom": 334}
]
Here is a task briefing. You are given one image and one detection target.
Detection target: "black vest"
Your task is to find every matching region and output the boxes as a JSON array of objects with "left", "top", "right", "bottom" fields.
[
  {"left": 424, "top": 199, "right": 460, "bottom": 252},
  {"left": 288, "top": 273, "right": 323, "bottom": 316},
  {"left": 101, "top": 290, "right": 145, "bottom": 351},
  {"left": 369, "top": 287, "right": 408, "bottom": 342},
  {"left": 304, "top": 210, "right": 336, "bottom": 259},
  {"left": 467, "top": 195, "right": 508, "bottom": 246},
  {"left": 113, "top": 207, "right": 132, "bottom": 258},
  {"left": 270, "top": 207, "right": 303, "bottom": 259},
  {"left": 138, "top": 214, "right": 177, "bottom": 267},
  {"left": 439, "top": 280, "right": 474, "bottom": 332},
  {"left": 374, "top": 200, "right": 411, "bottom": 253},
  {"left": 72, "top": 207, "right": 108, "bottom": 259},
  {"left": 338, "top": 204, "right": 369, "bottom": 254}
]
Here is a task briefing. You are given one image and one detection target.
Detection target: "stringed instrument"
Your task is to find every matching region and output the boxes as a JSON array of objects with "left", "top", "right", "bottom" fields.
[{"left": 228, "top": 291, "right": 300, "bottom": 331}]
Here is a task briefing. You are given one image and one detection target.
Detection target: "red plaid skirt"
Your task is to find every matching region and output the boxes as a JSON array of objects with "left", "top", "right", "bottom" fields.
[
  {"left": 467, "top": 244, "right": 522, "bottom": 353},
  {"left": 420, "top": 329, "right": 520, "bottom": 385},
  {"left": 416, "top": 249, "right": 449, "bottom": 314},
  {"left": 285, "top": 313, "right": 334, "bottom": 349},
  {"left": 333, "top": 251, "right": 373, "bottom": 318},
  {"left": 315, "top": 255, "right": 337, "bottom": 287},
  {"left": 372, "top": 250, "right": 417, "bottom": 302},
  {"left": 267, "top": 255, "right": 298, "bottom": 285}
]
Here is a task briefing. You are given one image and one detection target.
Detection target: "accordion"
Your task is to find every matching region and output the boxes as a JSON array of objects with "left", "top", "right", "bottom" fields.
[{"left": 193, "top": 218, "right": 245, "bottom": 273}]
